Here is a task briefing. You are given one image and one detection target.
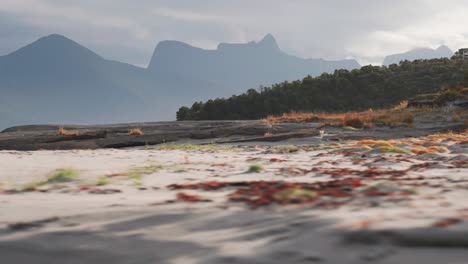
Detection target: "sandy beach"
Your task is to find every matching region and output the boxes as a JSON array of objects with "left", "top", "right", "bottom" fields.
[
  {"left": 0, "top": 130, "right": 467, "bottom": 263},
  {"left": 3, "top": 2, "right": 468, "bottom": 263}
]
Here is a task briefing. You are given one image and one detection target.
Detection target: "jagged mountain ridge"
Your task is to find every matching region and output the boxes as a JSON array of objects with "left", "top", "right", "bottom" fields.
[
  {"left": 0, "top": 34, "right": 361, "bottom": 129},
  {"left": 148, "top": 34, "right": 360, "bottom": 96}
]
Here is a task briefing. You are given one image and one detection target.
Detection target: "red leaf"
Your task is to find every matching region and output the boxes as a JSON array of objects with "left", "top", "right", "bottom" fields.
[
  {"left": 211, "top": 163, "right": 229, "bottom": 167},
  {"left": 270, "top": 158, "right": 287, "bottom": 162},
  {"left": 433, "top": 218, "right": 462, "bottom": 228},
  {"left": 176, "top": 192, "right": 211, "bottom": 203}
]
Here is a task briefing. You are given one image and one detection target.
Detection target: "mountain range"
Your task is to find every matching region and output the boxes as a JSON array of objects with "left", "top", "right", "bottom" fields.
[
  {"left": 0, "top": 34, "right": 360, "bottom": 129},
  {"left": 0, "top": 34, "right": 458, "bottom": 130},
  {"left": 382, "top": 45, "right": 454, "bottom": 66}
]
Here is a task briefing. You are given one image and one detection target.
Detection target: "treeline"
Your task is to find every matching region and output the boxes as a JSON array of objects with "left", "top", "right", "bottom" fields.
[{"left": 177, "top": 58, "right": 468, "bottom": 120}]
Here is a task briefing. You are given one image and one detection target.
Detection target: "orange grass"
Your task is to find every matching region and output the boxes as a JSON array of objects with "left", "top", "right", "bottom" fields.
[
  {"left": 57, "top": 127, "right": 80, "bottom": 136},
  {"left": 411, "top": 146, "right": 449, "bottom": 155},
  {"left": 357, "top": 140, "right": 395, "bottom": 147},
  {"left": 128, "top": 128, "right": 144, "bottom": 136},
  {"left": 424, "top": 129, "right": 468, "bottom": 144},
  {"left": 264, "top": 106, "right": 414, "bottom": 128}
]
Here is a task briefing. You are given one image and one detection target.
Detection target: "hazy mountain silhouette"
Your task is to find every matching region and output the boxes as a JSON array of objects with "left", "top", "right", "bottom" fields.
[
  {"left": 0, "top": 34, "right": 360, "bottom": 129},
  {"left": 382, "top": 45, "right": 453, "bottom": 66},
  {"left": 148, "top": 34, "right": 360, "bottom": 96},
  {"left": 0, "top": 34, "right": 153, "bottom": 127}
]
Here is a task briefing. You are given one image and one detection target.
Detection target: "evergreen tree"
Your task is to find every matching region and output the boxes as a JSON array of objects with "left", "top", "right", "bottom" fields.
[{"left": 176, "top": 58, "right": 468, "bottom": 121}]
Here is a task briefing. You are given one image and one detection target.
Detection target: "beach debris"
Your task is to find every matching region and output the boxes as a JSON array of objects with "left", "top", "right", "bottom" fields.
[
  {"left": 79, "top": 186, "right": 121, "bottom": 194},
  {"left": 211, "top": 163, "right": 230, "bottom": 167},
  {"left": 270, "top": 158, "right": 287, "bottom": 162},
  {"left": 357, "top": 181, "right": 416, "bottom": 196},
  {"left": 96, "top": 177, "right": 111, "bottom": 186},
  {"left": 44, "top": 168, "right": 78, "bottom": 184},
  {"left": 371, "top": 146, "right": 411, "bottom": 154},
  {"left": 176, "top": 192, "right": 211, "bottom": 203},
  {"left": 247, "top": 164, "right": 264, "bottom": 173},
  {"left": 278, "top": 166, "right": 311, "bottom": 176},
  {"left": 167, "top": 177, "right": 420, "bottom": 209},
  {"left": 88, "top": 188, "right": 121, "bottom": 194},
  {"left": 271, "top": 145, "right": 300, "bottom": 153},
  {"left": 272, "top": 188, "right": 317, "bottom": 202},
  {"left": 433, "top": 218, "right": 462, "bottom": 228},
  {"left": 316, "top": 167, "right": 407, "bottom": 179},
  {"left": 8, "top": 217, "right": 60, "bottom": 231}
]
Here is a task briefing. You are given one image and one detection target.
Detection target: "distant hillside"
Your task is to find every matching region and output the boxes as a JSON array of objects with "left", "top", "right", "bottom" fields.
[
  {"left": 177, "top": 58, "right": 468, "bottom": 121},
  {"left": 0, "top": 34, "right": 360, "bottom": 129},
  {"left": 383, "top": 45, "right": 453, "bottom": 66}
]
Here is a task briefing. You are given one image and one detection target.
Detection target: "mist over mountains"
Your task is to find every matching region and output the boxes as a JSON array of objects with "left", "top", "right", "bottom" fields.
[
  {"left": 148, "top": 34, "right": 360, "bottom": 96},
  {"left": 382, "top": 45, "right": 454, "bottom": 66},
  {"left": 0, "top": 34, "right": 360, "bottom": 129},
  {"left": 0, "top": 33, "right": 458, "bottom": 130}
]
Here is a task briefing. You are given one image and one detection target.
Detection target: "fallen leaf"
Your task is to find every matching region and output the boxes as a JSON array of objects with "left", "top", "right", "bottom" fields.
[
  {"left": 433, "top": 218, "right": 462, "bottom": 228},
  {"left": 270, "top": 158, "right": 287, "bottom": 162},
  {"left": 176, "top": 192, "right": 211, "bottom": 202}
]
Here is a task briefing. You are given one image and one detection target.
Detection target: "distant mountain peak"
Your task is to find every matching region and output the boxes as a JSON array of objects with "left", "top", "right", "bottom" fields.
[
  {"left": 259, "top": 33, "right": 276, "bottom": 44},
  {"left": 41, "top": 33, "right": 70, "bottom": 41},
  {"left": 436, "top": 45, "right": 452, "bottom": 52},
  {"left": 258, "top": 33, "right": 279, "bottom": 49},
  {"left": 31, "top": 34, "right": 84, "bottom": 50},
  {"left": 7, "top": 33, "right": 102, "bottom": 61},
  {"left": 155, "top": 40, "right": 196, "bottom": 49},
  {"left": 383, "top": 45, "right": 453, "bottom": 66}
]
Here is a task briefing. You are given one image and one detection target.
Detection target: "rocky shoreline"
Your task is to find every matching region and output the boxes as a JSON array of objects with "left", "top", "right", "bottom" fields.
[{"left": 0, "top": 117, "right": 466, "bottom": 150}]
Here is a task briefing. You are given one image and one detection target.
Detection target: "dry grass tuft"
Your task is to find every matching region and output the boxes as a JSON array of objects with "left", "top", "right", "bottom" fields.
[
  {"left": 263, "top": 112, "right": 321, "bottom": 124},
  {"left": 357, "top": 140, "right": 394, "bottom": 147},
  {"left": 264, "top": 104, "right": 414, "bottom": 129},
  {"left": 128, "top": 128, "right": 144, "bottom": 136},
  {"left": 343, "top": 114, "right": 365, "bottom": 128},
  {"left": 392, "top": 101, "right": 409, "bottom": 111},
  {"left": 411, "top": 147, "right": 446, "bottom": 155},
  {"left": 424, "top": 129, "right": 468, "bottom": 144},
  {"left": 57, "top": 127, "right": 80, "bottom": 136}
]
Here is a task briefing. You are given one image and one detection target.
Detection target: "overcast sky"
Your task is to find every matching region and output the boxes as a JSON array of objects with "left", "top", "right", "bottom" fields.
[{"left": 1, "top": 0, "right": 468, "bottom": 66}]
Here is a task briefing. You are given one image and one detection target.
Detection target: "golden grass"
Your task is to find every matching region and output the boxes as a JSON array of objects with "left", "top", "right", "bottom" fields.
[
  {"left": 424, "top": 129, "right": 468, "bottom": 143},
  {"left": 57, "top": 127, "right": 80, "bottom": 136},
  {"left": 344, "top": 129, "right": 467, "bottom": 156},
  {"left": 357, "top": 140, "right": 394, "bottom": 147},
  {"left": 376, "top": 145, "right": 411, "bottom": 154},
  {"left": 411, "top": 146, "right": 449, "bottom": 155},
  {"left": 263, "top": 104, "right": 414, "bottom": 128},
  {"left": 264, "top": 111, "right": 342, "bottom": 124},
  {"left": 392, "top": 100, "right": 409, "bottom": 111},
  {"left": 128, "top": 128, "right": 144, "bottom": 136}
]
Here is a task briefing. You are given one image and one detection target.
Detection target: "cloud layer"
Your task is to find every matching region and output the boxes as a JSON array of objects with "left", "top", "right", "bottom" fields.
[{"left": 1, "top": 0, "right": 468, "bottom": 66}]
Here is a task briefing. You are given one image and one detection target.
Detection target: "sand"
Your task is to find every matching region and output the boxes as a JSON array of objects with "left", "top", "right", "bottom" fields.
[{"left": 0, "top": 133, "right": 468, "bottom": 263}]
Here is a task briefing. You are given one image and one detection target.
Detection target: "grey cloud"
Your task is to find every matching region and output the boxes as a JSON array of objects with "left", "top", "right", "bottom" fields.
[{"left": 1, "top": 1, "right": 468, "bottom": 66}]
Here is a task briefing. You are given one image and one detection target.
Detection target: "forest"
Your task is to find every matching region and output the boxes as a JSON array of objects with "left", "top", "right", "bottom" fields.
[{"left": 177, "top": 57, "right": 468, "bottom": 120}]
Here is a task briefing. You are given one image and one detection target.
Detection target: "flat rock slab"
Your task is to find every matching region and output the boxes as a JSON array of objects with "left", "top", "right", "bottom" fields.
[{"left": 0, "top": 120, "right": 465, "bottom": 150}]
